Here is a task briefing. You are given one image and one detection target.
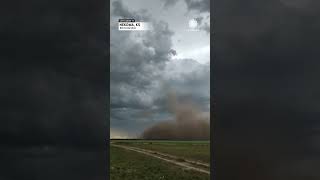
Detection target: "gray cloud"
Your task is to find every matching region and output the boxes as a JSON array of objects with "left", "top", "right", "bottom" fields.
[
  {"left": 110, "top": 20, "right": 174, "bottom": 109},
  {"left": 163, "top": 59, "right": 210, "bottom": 109},
  {"left": 110, "top": 0, "right": 175, "bottom": 134},
  {"left": 185, "top": 0, "right": 210, "bottom": 12},
  {"left": 163, "top": 0, "right": 180, "bottom": 8},
  {"left": 110, "top": 0, "right": 210, "bottom": 137},
  {"left": 196, "top": 14, "right": 210, "bottom": 33},
  {"left": 112, "top": 0, "right": 152, "bottom": 21},
  {"left": 112, "top": 0, "right": 134, "bottom": 18}
]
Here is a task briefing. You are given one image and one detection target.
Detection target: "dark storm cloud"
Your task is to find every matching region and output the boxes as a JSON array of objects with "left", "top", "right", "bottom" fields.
[
  {"left": 214, "top": 0, "right": 320, "bottom": 179},
  {"left": 185, "top": 0, "right": 210, "bottom": 12},
  {"left": 110, "top": 19, "right": 174, "bottom": 109},
  {"left": 110, "top": 5, "right": 173, "bottom": 98},
  {"left": 0, "top": 0, "right": 107, "bottom": 179},
  {"left": 110, "top": 0, "right": 176, "bottom": 135},
  {"left": 110, "top": 58, "right": 210, "bottom": 136},
  {"left": 112, "top": 0, "right": 151, "bottom": 21},
  {"left": 110, "top": 0, "right": 210, "bottom": 136},
  {"left": 112, "top": 0, "right": 135, "bottom": 18}
]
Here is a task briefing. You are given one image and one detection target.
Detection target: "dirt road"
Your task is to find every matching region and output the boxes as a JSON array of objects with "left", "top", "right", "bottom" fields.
[{"left": 111, "top": 143, "right": 210, "bottom": 175}]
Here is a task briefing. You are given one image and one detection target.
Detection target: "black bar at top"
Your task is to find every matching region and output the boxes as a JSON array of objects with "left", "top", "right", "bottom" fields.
[{"left": 118, "top": 18, "right": 135, "bottom": 22}]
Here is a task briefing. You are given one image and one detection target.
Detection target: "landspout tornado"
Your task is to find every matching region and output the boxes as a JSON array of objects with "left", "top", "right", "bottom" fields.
[{"left": 141, "top": 93, "right": 210, "bottom": 140}]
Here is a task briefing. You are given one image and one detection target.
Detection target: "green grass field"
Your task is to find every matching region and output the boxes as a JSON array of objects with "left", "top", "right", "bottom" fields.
[
  {"left": 110, "top": 140, "right": 210, "bottom": 180},
  {"left": 112, "top": 140, "right": 210, "bottom": 163}
]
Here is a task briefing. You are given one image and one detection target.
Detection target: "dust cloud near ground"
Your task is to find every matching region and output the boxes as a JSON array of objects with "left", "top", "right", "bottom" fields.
[{"left": 141, "top": 93, "right": 210, "bottom": 140}]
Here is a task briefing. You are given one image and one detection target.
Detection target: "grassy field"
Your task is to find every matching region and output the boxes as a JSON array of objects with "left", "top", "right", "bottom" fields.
[
  {"left": 110, "top": 140, "right": 210, "bottom": 180},
  {"left": 110, "top": 145, "right": 210, "bottom": 180},
  {"left": 112, "top": 140, "right": 210, "bottom": 163}
]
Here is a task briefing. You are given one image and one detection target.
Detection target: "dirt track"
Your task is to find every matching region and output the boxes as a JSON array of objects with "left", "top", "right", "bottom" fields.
[{"left": 111, "top": 143, "right": 210, "bottom": 175}]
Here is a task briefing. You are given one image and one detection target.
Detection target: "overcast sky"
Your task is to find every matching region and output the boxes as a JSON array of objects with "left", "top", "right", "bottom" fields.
[{"left": 110, "top": 0, "right": 210, "bottom": 138}]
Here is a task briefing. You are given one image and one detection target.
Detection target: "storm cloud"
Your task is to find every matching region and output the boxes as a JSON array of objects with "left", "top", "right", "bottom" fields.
[
  {"left": 110, "top": 0, "right": 210, "bottom": 138},
  {"left": 185, "top": 0, "right": 210, "bottom": 13}
]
